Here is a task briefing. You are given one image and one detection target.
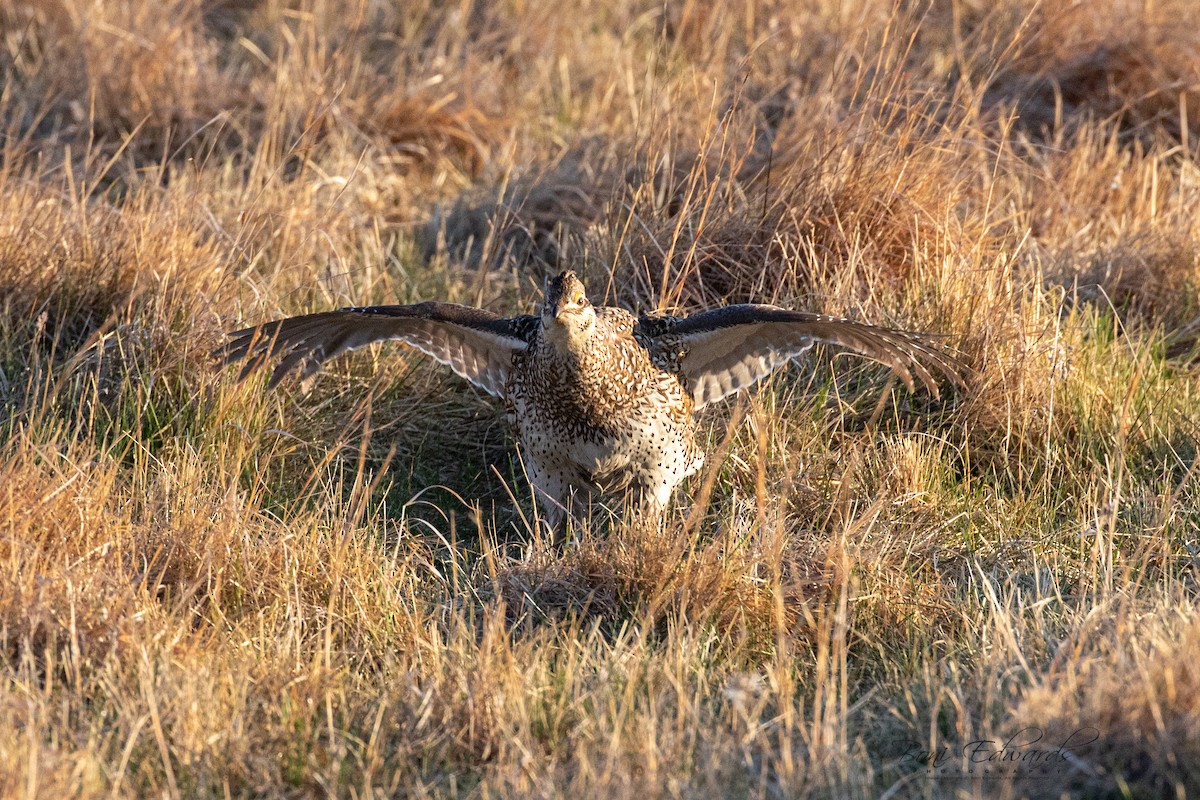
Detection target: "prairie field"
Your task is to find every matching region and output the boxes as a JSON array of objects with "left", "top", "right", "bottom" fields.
[{"left": 3, "top": 0, "right": 1200, "bottom": 797}]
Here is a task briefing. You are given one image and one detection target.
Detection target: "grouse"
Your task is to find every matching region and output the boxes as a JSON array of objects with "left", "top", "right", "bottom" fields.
[{"left": 218, "top": 271, "right": 964, "bottom": 537}]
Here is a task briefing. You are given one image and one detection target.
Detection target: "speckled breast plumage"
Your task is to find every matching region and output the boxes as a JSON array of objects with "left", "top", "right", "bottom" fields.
[{"left": 506, "top": 307, "right": 704, "bottom": 507}]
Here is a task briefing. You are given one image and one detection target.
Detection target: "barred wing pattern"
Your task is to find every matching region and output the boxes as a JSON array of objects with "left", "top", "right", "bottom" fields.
[
  {"left": 217, "top": 302, "right": 538, "bottom": 396},
  {"left": 637, "top": 305, "right": 965, "bottom": 408}
]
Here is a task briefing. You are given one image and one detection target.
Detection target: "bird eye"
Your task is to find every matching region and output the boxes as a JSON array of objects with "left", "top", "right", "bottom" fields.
[{"left": 573, "top": 292, "right": 586, "bottom": 306}]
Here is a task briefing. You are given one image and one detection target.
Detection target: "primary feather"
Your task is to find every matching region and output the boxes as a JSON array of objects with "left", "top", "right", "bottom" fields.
[
  {"left": 636, "top": 305, "right": 965, "bottom": 408},
  {"left": 218, "top": 302, "right": 537, "bottom": 395}
]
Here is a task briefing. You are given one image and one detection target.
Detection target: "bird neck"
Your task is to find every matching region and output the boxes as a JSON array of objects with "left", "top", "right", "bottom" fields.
[{"left": 540, "top": 316, "right": 595, "bottom": 364}]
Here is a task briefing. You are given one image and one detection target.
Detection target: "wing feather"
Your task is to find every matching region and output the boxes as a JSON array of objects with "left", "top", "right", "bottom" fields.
[
  {"left": 216, "top": 302, "right": 535, "bottom": 397},
  {"left": 639, "top": 305, "right": 966, "bottom": 408}
]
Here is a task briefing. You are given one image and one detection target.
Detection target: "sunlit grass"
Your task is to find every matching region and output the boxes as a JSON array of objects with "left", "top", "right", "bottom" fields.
[{"left": 1, "top": 0, "right": 1200, "bottom": 797}]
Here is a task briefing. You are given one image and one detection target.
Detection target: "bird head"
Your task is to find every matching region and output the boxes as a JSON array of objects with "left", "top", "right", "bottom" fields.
[{"left": 541, "top": 270, "right": 596, "bottom": 343}]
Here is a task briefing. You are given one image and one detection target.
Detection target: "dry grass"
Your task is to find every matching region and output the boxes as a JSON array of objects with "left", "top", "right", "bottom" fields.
[{"left": 2, "top": 0, "right": 1200, "bottom": 797}]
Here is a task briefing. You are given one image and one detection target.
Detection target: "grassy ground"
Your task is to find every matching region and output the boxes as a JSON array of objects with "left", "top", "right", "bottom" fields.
[{"left": 2, "top": 0, "right": 1200, "bottom": 797}]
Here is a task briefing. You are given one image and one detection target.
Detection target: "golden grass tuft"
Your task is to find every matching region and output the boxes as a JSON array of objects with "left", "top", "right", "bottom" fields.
[
  {"left": 1011, "top": 604, "right": 1200, "bottom": 795},
  {"left": 981, "top": 0, "right": 1200, "bottom": 148}
]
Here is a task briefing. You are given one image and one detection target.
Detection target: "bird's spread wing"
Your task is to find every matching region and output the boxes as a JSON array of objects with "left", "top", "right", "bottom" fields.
[
  {"left": 216, "top": 302, "right": 537, "bottom": 397},
  {"left": 637, "top": 305, "right": 966, "bottom": 408}
]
